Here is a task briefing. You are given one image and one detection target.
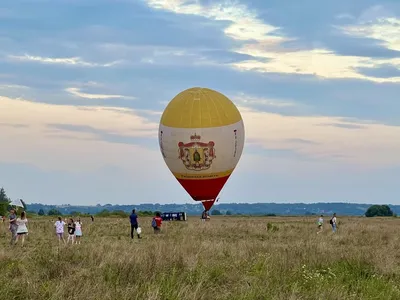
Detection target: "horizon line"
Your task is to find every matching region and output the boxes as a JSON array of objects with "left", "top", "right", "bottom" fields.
[{"left": 26, "top": 201, "right": 397, "bottom": 207}]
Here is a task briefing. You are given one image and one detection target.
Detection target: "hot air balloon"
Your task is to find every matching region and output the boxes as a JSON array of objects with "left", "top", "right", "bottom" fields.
[{"left": 158, "top": 87, "right": 245, "bottom": 211}]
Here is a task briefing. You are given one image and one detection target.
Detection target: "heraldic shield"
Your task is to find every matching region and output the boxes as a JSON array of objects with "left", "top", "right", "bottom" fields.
[{"left": 178, "top": 134, "right": 216, "bottom": 171}]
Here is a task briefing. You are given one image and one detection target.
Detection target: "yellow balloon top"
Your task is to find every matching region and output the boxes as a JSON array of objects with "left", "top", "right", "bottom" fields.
[{"left": 160, "top": 87, "right": 243, "bottom": 128}]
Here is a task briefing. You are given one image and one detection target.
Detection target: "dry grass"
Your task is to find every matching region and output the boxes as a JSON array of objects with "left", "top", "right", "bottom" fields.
[{"left": 1, "top": 215, "right": 400, "bottom": 300}]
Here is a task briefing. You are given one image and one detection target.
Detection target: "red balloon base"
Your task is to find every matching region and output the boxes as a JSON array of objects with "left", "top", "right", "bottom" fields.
[{"left": 177, "top": 175, "right": 230, "bottom": 211}]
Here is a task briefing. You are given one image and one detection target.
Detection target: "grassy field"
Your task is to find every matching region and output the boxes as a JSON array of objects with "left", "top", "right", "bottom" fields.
[{"left": 1, "top": 215, "right": 400, "bottom": 300}]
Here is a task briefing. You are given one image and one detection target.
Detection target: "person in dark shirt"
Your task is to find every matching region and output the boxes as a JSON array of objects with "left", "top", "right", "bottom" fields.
[
  {"left": 129, "top": 209, "right": 141, "bottom": 239},
  {"left": 67, "top": 218, "right": 76, "bottom": 244}
]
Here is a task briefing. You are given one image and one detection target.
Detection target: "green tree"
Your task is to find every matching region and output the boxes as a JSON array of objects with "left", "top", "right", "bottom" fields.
[
  {"left": 211, "top": 209, "right": 222, "bottom": 215},
  {"left": 226, "top": 210, "right": 232, "bottom": 215},
  {"left": 365, "top": 205, "right": 394, "bottom": 217},
  {"left": 96, "top": 209, "right": 110, "bottom": 217},
  {"left": 0, "top": 187, "right": 10, "bottom": 216},
  {"left": 48, "top": 208, "right": 62, "bottom": 216},
  {"left": 38, "top": 209, "right": 45, "bottom": 216}
]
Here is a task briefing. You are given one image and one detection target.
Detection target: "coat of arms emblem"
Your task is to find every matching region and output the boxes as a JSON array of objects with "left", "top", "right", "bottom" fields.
[{"left": 178, "top": 134, "right": 216, "bottom": 170}]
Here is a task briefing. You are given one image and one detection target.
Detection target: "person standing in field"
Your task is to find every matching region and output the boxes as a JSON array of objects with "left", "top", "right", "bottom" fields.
[
  {"left": 15, "top": 211, "right": 28, "bottom": 246},
  {"left": 201, "top": 210, "right": 209, "bottom": 222},
  {"left": 9, "top": 208, "right": 18, "bottom": 245},
  {"left": 129, "top": 209, "right": 141, "bottom": 239},
  {"left": 54, "top": 216, "right": 66, "bottom": 244},
  {"left": 317, "top": 215, "right": 324, "bottom": 234},
  {"left": 75, "top": 218, "right": 82, "bottom": 244},
  {"left": 330, "top": 213, "right": 337, "bottom": 233},
  {"left": 67, "top": 218, "right": 76, "bottom": 244},
  {"left": 152, "top": 212, "right": 163, "bottom": 233}
]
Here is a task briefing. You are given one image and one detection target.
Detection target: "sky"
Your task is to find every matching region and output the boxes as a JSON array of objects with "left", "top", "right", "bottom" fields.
[{"left": 0, "top": 0, "right": 400, "bottom": 206}]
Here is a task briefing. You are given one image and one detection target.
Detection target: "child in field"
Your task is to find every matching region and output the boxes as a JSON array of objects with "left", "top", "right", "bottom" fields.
[
  {"left": 54, "top": 216, "right": 66, "bottom": 244},
  {"left": 317, "top": 215, "right": 323, "bottom": 234},
  {"left": 75, "top": 218, "right": 82, "bottom": 244},
  {"left": 330, "top": 213, "right": 337, "bottom": 233},
  {"left": 152, "top": 212, "right": 163, "bottom": 233},
  {"left": 15, "top": 211, "right": 28, "bottom": 246},
  {"left": 67, "top": 218, "right": 76, "bottom": 244}
]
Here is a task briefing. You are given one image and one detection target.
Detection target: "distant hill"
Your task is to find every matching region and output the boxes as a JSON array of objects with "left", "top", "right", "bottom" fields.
[{"left": 25, "top": 202, "right": 400, "bottom": 216}]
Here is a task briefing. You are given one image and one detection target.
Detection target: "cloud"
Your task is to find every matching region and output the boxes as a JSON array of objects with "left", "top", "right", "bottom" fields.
[
  {"left": 0, "top": 95, "right": 160, "bottom": 174},
  {"left": 144, "top": 0, "right": 288, "bottom": 44},
  {"left": 143, "top": 0, "right": 400, "bottom": 83},
  {"left": 96, "top": 43, "right": 231, "bottom": 67},
  {"left": 240, "top": 106, "right": 400, "bottom": 168},
  {"left": 65, "top": 87, "right": 136, "bottom": 100},
  {"left": 0, "top": 84, "right": 30, "bottom": 90},
  {"left": 317, "top": 123, "right": 366, "bottom": 129},
  {"left": 231, "top": 47, "right": 400, "bottom": 83},
  {"left": 7, "top": 54, "right": 121, "bottom": 67},
  {"left": 231, "top": 93, "right": 296, "bottom": 107},
  {"left": 2, "top": 93, "right": 400, "bottom": 176},
  {"left": 339, "top": 17, "right": 400, "bottom": 52}
]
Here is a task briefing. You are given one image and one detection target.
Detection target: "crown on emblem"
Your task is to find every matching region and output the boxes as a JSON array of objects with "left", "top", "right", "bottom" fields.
[{"left": 190, "top": 134, "right": 201, "bottom": 142}]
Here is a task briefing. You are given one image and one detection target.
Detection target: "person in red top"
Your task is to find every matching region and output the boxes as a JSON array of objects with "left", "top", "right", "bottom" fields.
[{"left": 152, "top": 212, "right": 163, "bottom": 233}]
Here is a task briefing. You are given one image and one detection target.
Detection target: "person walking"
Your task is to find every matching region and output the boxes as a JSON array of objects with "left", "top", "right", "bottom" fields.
[
  {"left": 9, "top": 209, "right": 18, "bottom": 245},
  {"left": 152, "top": 212, "right": 163, "bottom": 234},
  {"left": 75, "top": 218, "right": 83, "bottom": 244},
  {"left": 317, "top": 215, "right": 324, "bottom": 234},
  {"left": 330, "top": 213, "right": 338, "bottom": 233},
  {"left": 15, "top": 211, "right": 28, "bottom": 246},
  {"left": 129, "top": 209, "right": 141, "bottom": 239},
  {"left": 54, "top": 216, "right": 66, "bottom": 244},
  {"left": 67, "top": 218, "right": 76, "bottom": 244}
]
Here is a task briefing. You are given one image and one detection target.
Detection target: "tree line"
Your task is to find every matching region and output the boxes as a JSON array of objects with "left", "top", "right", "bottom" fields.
[{"left": 0, "top": 186, "right": 397, "bottom": 218}]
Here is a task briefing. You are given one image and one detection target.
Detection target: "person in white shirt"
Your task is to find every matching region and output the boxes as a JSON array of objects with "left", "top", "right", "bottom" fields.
[
  {"left": 54, "top": 216, "right": 66, "bottom": 244},
  {"left": 330, "top": 213, "right": 337, "bottom": 233},
  {"left": 15, "top": 211, "right": 28, "bottom": 246},
  {"left": 317, "top": 215, "right": 323, "bottom": 234},
  {"left": 75, "top": 218, "right": 83, "bottom": 244}
]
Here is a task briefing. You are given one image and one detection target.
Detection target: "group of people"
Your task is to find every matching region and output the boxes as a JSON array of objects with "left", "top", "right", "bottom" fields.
[
  {"left": 54, "top": 216, "right": 83, "bottom": 244},
  {"left": 6, "top": 208, "right": 164, "bottom": 246},
  {"left": 317, "top": 213, "right": 338, "bottom": 234},
  {"left": 5, "top": 209, "right": 84, "bottom": 246},
  {"left": 8, "top": 208, "right": 28, "bottom": 246},
  {"left": 7, "top": 208, "right": 338, "bottom": 244},
  {"left": 129, "top": 209, "right": 163, "bottom": 239}
]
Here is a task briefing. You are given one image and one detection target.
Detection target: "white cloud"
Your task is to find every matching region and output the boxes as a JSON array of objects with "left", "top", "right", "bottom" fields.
[
  {"left": 7, "top": 54, "right": 121, "bottom": 67},
  {"left": 144, "top": 0, "right": 289, "bottom": 44},
  {"left": 231, "top": 48, "right": 400, "bottom": 83},
  {"left": 240, "top": 106, "right": 400, "bottom": 168},
  {"left": 231, "top": 93, "right": 296, "bottom": 107},
  {"left": 0, "top": 95, "right": 160, "bottom": 173},
  {"left": 97, "top": 42, "right": 217, "bottom": 66},
  {"left": 66, "top": 87, "right": 136, "bottom": 100},
  {"left": 143, "top": 0, "right": 400, "bottom": 82},
  {"left": 0, "top": 84, "right": 29, "bottom": 90},
  {"left": 1, "top": 95, "right": 400, "bottom": 175},
  {"left": 339, "top": 17, "right": 400, "bottom": 52}
]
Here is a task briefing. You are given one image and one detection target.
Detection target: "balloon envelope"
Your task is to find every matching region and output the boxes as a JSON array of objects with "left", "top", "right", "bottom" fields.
[{"left": 158, "top": 87, "right": 245, "bottom": 210}]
